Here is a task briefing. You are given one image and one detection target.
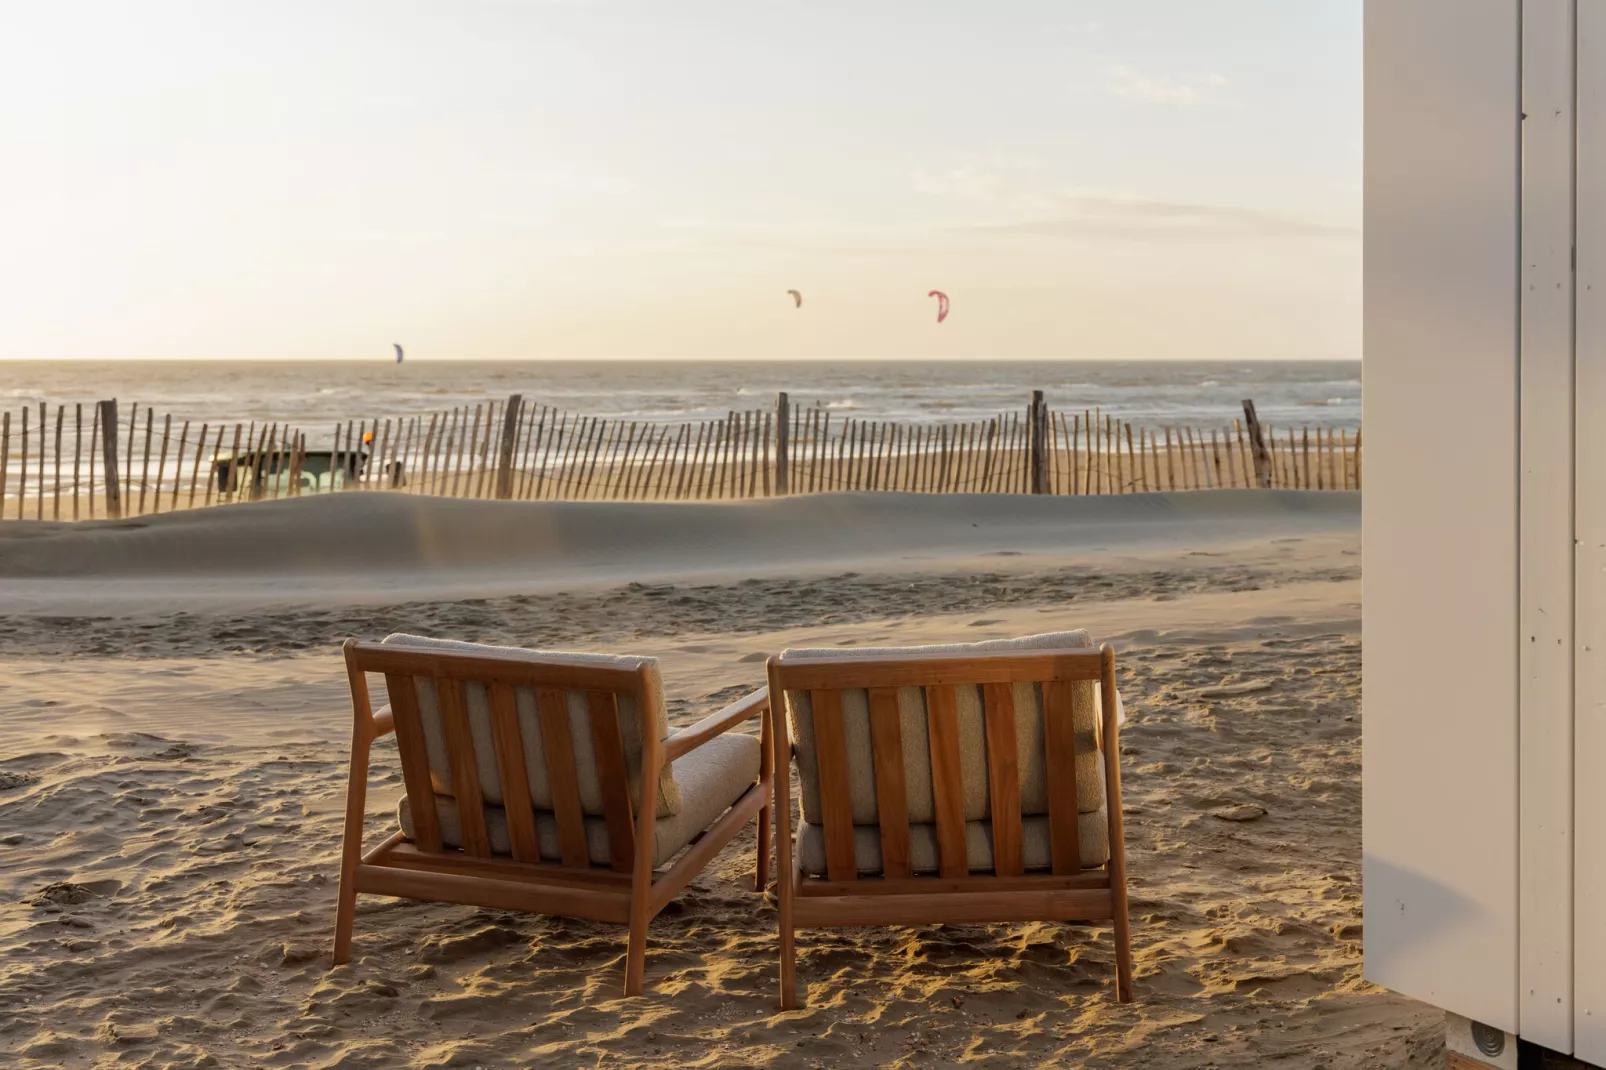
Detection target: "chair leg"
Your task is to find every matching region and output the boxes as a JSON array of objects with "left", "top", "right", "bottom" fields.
[
  {"left": 778, "top": 863, "right": 798, "bottom": 1009},
  {"left": 331, "top": 731, "right": 370, "bottom": 966},
  {"left": 1111, "top": 890, "right": 1134, "bottom": 1002},
  {"left": 1113, "top": 920, "right": 1134, "bottom": 1003},
  {"left": 624, "top": 909, "right": 650, "bottom": 996},
  {"left": 754, "top": 803, "right": 771, "bottom": 892},
  {"left": 625, "top": 787, "right": 658, "bottom": 997},
  {"left": 332, "top": 874, "right": 358, "bottom": 966}
]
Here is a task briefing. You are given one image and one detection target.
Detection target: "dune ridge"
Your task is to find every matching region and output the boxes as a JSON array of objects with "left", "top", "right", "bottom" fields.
[{"left": 0, "top": 490, "right": 1355, "bottom": 580}]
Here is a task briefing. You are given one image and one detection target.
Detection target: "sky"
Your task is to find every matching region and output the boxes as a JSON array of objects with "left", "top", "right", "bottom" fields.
[{"left": 0, "top": 1, "right": 1360, "bottom": 362}]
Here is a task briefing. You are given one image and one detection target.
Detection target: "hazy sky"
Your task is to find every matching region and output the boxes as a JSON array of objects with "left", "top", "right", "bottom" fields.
[{"left": 0, "top": 2, "right": 1359, "bottom": 362}]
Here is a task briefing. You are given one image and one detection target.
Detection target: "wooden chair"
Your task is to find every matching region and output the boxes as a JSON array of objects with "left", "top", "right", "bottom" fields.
[
  {"left": 765, "top": 630, "right": 1133, "bottom": 1008},
  {"left": 334, "top": 633, "right": 773, "bottom": 995}
]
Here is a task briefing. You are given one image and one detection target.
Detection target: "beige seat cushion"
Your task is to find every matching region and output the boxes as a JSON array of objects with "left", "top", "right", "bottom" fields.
[
  {"left": 399, "top": 732, "right": 761, "bottom": 868},
  {"left": 780, "top": 631, "right": 1110, "bottom": 828},
  {"left": 381, "top": 633, "right": 680, "bottom": 818},
  {"left": 795, "top": 809, "right": 1110, "bottom": 875}
]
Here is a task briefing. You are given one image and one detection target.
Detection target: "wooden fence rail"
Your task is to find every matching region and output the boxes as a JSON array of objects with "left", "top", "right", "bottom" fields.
[{"left": 0, "top": 393, "right": 1361, "bottom": 520}]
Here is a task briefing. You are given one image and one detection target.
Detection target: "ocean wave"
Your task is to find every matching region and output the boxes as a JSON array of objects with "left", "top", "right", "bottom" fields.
[{"left": 1, "top": 361, "right": 1367, "bottom": 438}]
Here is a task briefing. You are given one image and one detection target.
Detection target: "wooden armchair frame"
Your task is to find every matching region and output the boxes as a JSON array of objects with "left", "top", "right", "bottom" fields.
[
  {"left": 765, "top": 645, "right": 1133, "bottom": 1008},
  {"left": 333, "top": 638, "right": 773, "bottom": 995}
]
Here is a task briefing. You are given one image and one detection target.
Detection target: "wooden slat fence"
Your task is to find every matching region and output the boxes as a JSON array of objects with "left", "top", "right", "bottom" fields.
[{"left": 0, "top": 393, "right": 1361, "bottom": 520}]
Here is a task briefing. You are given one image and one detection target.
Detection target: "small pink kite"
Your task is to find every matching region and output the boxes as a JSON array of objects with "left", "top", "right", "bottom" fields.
[{"left": 928, "top": 290, "right": 949, "bottom": 323}]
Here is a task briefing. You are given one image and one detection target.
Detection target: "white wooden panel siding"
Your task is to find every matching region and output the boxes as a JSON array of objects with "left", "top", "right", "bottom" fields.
[
  {"left": 1362, "top": 0, "right": 1522, "bottom": 1033},
  {"left": 1520, "top": 0, "right": 1578, "bottom": 1053},
  {"left": 1574, "top": 3, "right": 1606, "bottom": 1062}
]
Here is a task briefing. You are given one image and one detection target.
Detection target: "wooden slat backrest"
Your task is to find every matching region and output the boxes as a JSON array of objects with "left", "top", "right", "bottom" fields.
[
  {"left": 867, "top": 687, "right": 911, "bottom": 879},
  {"left": 810, "top": 689, "right": 858, "bottom": 881},
  {"left": 487, "top": 682, "right": 539, "bottom": 863},
  {"left": 1042, "top": 679, "right": 1083, "bottom": 875},
  {"left": 384, "top": 671, "right": 443, "bottom": 852},
  {"left": 925, "top": 685, "right": 968, "bottom": 878},
  {"left": 537, "top": 687, "right": 590, "bottom": 868},
  {"left": 354, "top": 643, "right": 645, "bottom": 692},
  {"left": 436, "top": 677, "right": 492, "bottom": 857},
  {"left": 773, "top": 651, "right": 1103, "bottom": 691},
  {"left": 350, "top": 641, "right": 658, "bottom": 871},
  {"left": 587, "top": 691, "right": 637, "bottom": 873},
  {"left": 982, "top": 683, "right": 1024, "bottom": 876},
  {"left": 772, "top": 647, "right": 1108, "bottom": 881}
]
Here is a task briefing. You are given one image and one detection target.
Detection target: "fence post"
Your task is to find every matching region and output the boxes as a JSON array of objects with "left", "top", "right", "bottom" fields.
[
  {"left": 99, "top": 399, "right": 122, "bottom": 518},
  {"left": 1241, "top": 398, "right": 1272, "bottom": 489},
  {"left": 774, "top": 391, "right": 790, "bottom": 495},
  {"left": 495, "top": 394, "right": 523, "bottom": 499},
  {"left": 1029, "top": 390, "right": 1048, "bottom": 494}
]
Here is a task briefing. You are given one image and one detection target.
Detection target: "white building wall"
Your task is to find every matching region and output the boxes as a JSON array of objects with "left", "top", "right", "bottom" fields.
[
  {"left": 1362, "top": 0, "right": 1521, "bottom": 1033},
  {"left": 1519, "top": 0, "right": 1578, "bottom": 1054},
  {"left": 1574, "top": 4, "right": 1606, "bottom": 1062}
]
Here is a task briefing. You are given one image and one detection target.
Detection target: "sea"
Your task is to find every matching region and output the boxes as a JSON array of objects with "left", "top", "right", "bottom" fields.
[{"left": 0, "top": 360, "right": 1360, "bottom": 435}]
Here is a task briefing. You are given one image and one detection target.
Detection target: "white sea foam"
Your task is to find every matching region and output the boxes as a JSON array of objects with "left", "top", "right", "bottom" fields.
[{"left": 0, "top": 360, "right": 1363, "bottom": 450}]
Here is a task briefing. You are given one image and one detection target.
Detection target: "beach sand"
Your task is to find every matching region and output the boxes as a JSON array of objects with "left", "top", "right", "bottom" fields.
[{"left": 0, "top": 491, "right": 1440, "bottom": 1068}]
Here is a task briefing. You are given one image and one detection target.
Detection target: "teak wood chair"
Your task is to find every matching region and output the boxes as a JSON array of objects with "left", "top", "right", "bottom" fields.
[
  {"left": 334, "top": 633, "right": 773, "bottom": 995},
  {"left": 765, "top": 630, "right": 1133, "bottom": 1008}
]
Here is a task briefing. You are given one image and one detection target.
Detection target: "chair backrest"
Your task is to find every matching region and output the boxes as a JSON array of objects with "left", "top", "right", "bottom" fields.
[
  {"left": 345, "top": 634, "right": 678, "bottom": 868},
  {"left": 768, "top": 630, "right": 1117, "bottom": 880}
]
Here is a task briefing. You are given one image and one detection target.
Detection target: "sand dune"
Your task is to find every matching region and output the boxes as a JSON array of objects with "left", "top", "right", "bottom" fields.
[
  {"left": 0, "top": 489, "right": 1356, "bottom": 613},
  {"left": 0, "top": 491, "right": 1358, "bottom": 582},
  {"left": 0, "top": 488, "right": 1361, "bottom": 578},
  {"left": 0, "top": 492, "right": 1440, "bottom": 1068}
]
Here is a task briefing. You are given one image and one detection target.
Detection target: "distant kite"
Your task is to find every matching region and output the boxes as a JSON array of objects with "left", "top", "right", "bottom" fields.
[
  {"left": 787, "top": 289, "right": 802, "bottom": 308},
  {"left": 928, "top": 290, "right": 950, "bottom": 323},
  {"left": 394, "top": 343, "right": 404, "bottom": 364}
]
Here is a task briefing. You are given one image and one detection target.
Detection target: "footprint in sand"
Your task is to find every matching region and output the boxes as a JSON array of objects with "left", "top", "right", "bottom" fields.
[
  {"left": 1212, "top": 804, "right": 1269, "bottom": 822},
  {"left": 1195, "top": 681, "right": 1275, "bottom": 699},
  {"left": 27, "top": 879, "right": 121, "bottom": 906},
  {"left": 417, "top": 924, "right": 525, "bottom": 964}
]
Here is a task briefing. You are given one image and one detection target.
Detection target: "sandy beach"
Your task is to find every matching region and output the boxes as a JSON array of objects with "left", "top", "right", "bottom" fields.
[{"left": 0, "top": 490, "right": 1438, "bottom": 1068}]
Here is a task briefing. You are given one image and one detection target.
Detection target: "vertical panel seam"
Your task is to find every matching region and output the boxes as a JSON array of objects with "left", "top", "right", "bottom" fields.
[{"left": 1517, "top": 0, "right": 1526, "bottom": 1037}]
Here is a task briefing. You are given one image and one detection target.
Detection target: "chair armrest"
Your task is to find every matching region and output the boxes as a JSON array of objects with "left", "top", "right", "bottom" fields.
[
  {"left": 371, "top": 704, "right": 396, "bottom": 739},
  {"left": 664, "top": 687, "right": 769, "bottom": 761}
]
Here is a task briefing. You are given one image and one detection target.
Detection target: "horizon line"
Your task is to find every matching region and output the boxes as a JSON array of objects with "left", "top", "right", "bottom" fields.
[{"left": 0, "top": 355, "right": 1360, "bottom": 364}]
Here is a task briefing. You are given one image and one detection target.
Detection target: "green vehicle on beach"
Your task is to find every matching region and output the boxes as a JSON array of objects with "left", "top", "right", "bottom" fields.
[{"left": 211, "top": 447, "right": 403, "bottom": 496}]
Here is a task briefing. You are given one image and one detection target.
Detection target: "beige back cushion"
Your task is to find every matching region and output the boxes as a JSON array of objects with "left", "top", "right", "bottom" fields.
[
  {"left": 780, "top": 630, "right": 1105, "bottom": 826},
  {"left": 381, "top": 633, "right": 681, "bottom": 818}
]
